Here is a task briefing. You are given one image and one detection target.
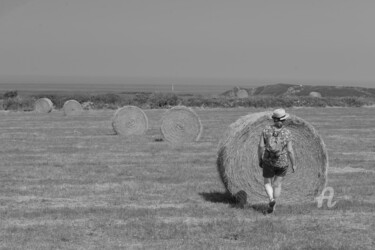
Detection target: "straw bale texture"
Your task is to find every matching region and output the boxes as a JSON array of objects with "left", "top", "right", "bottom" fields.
[
  {"left": 217, "top": 111, "right": 328, "bottom": 205},
  {"left": 63, "top": 100, "right": 83, "bottom": 116},
  {"left": 161, "top": 106, "right": 202, "bottom": 144},
  {"left": 309, "top": 91, "right": 322, "bottom": 98},
  {"left": 236, "top": 89, "right": 249, "bottom": 99},
  {"left": 34, "top": 98, "right": 53, "bottom": 113},
  {"left": 112, "top": 106, "right": 148, "bottom": 136}
]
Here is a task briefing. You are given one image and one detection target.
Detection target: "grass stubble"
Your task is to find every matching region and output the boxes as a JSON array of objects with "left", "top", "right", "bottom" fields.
[{"left": 0, "top": 107, "right": 374, "bottom": 249}]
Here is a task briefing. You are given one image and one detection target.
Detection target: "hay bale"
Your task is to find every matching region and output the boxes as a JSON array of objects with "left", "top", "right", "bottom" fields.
[
  {"left": 112, "top": 106, "right": 148, "bottom": 136},
  {"left": 236, "top": 89, "right": 249, "bottom": 99},
  {"left": 309, "top": 91, "right": 322, "bottom": 98},
  {"left": 34, "top": 98, "right": 53, "bottom": 113},
  {"left": 63, "top": 100, "right": 83, "bottom": 116},
  {"left": 161, "top": 106, "right": 202, "bottom": 144},
  {"left": 217, "top": 111, "right": 328, "bottom": 205}
]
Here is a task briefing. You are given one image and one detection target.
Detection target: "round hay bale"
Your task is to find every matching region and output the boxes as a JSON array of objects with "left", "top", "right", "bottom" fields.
[
  {"left": 217, "top": 111, "right": 328, "bottom": 205},
  {"left": 236, "top": 89, "right": 249, "bottom": 99},
  {"left": 112, "top": 106, "right": 148, "bottom": 136},
  {"left": 309, "top": 91, "right": 322, "bottom": 98},
  {"left": 63, "top": 100, "right": 83, "bottom": 116},
  {"left": 34, "top": 98, "right": 53, "bottom": 113},
  {"left": 161, "top": 106, "right": 202, "bottom": 144}
]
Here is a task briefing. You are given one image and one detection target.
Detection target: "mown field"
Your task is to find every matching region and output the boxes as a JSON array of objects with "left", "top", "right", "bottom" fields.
[{"left": 0, "top": 107, "right": 374, "bottom": 249}]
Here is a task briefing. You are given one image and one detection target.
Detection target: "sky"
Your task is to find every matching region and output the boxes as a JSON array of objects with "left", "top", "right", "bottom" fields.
[{"left": 0, "top": 0, "right": 374, "bottom": 87}]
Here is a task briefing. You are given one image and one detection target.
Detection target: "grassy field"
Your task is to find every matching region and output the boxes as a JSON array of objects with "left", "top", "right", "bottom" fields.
[{"left": 0, "top": 107, "right": 374, "bottom": 249}]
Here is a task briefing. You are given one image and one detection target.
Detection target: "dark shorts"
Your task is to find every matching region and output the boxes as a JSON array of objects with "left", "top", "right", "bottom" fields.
[{"left": 262, "top": 161, "right": 288, "bottom": 178}]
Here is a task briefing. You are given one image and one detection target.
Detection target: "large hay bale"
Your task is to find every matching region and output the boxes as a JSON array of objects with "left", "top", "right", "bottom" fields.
[
  {"left": 112, "top": 106, "right": 148, "bottom": 136},
  {"left": 63, "top": 100, "right": 83, "bottom": 116},
  {"left": 34, "top": 98, "right": 53, "bottom": 113},
  {"left": 161, "top": 106, "right": 202, "bottom": 144},
  {"left": 217, "top": 111, "right": 328, "bottom": 205}
]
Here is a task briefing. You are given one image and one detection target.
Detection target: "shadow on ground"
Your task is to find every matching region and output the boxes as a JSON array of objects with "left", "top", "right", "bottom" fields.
[
  {"left": 250, "top": 203, "right": 269, "bottom": 213},
  {"left": 199, "top": 190, "right": 269, "bottom": 213},
  {"left": 199, "top": 191, "right": 236, "bottom": 204}
]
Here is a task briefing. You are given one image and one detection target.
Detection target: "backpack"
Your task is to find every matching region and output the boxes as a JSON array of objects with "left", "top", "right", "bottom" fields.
[{"left": 264, "top": 127, "right": 287, "bottom": 159}]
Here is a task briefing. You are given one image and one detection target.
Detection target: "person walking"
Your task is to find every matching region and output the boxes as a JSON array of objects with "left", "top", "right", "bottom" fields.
[{"left": 258, "top": 108, "right": 296, "bottom": 213}]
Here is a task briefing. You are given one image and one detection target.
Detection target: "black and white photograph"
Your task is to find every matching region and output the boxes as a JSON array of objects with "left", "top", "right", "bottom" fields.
[{"left": 0, "top": 1, "right": 374, "bottom": 249}]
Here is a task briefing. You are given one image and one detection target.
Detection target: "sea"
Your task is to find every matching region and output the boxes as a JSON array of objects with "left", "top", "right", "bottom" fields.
[{"left": 0, "top": 80, "right": 256, "bottom": 96}]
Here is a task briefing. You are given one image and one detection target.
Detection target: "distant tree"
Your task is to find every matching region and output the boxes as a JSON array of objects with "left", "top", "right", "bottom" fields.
[
  {"left": 148, "top": 92, "right": 179, "bottom": 108},
  {"left": 133, "top": 93, "right": 150, "bottom": 105},
  {"left": 3, "top": 90, "right": 18, "bottom": 99}
]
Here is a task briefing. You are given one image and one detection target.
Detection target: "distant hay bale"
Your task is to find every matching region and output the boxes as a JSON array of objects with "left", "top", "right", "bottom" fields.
[
  {"left": 63, "top": 100, "right": 83, "bottom": 116},
  {"left": 34, "top": 98, "right": 53, "bottom": 113},
  {"left": 236, "top": 89, "right": 249, "bottom": 99},
  {"left": 112, "top": 106, "right": 148, "bottom": 136},
  {"left": 309, "top": 91, "right": 322, "bottom": 98},
  {"left": 217, "top": 111, "right": 328, "bottom": 205},
  {"left": 161, "top": 106, "right": 203, "bottom": 144}
]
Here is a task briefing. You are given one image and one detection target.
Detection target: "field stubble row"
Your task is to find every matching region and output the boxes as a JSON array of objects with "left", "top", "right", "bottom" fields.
[{"left": 0, "top": 107, "right": 374, "bottom": 249}]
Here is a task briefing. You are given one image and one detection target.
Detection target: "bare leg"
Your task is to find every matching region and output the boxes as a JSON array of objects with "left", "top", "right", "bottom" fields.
[
  {"left": 273, "top": 176, "right": 284, "bottom": 200},
  {"left": 264, "top": 178, "right": 274, "bottom": 202}
]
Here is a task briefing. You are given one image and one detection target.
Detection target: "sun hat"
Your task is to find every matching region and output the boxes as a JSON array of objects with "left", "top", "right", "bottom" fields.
[{"left": 272, "top": 108, "right": 289, "bottom": 120}]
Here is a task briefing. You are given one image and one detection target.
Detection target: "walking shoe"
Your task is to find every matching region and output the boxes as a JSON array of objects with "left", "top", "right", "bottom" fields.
[{"left": 268, "top": 199, "right": 276, "bottom": 213}]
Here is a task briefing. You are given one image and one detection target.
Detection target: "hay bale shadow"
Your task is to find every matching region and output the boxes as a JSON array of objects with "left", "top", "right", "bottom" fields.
[
  {"left": 250, "top": 203, "right": 269, "bottom": 213},
  {"left": 199, "top": 190, "right": 251, "bottom": 209},
  {"left": 200, "top": 191, "right": 271, "bottom": 213},
  {"left": 199, "top": 191, "right": 236, "bottom": 204}
]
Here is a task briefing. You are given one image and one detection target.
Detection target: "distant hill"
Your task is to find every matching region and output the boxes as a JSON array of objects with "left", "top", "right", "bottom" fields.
[{"left": 221, "top": 83, "right": 375, "bottom": 98}]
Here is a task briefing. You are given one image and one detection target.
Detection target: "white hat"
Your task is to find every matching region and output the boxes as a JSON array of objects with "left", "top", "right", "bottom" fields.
[{"left": 272, "top": 108, "right": 289, "bottom": 120}]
